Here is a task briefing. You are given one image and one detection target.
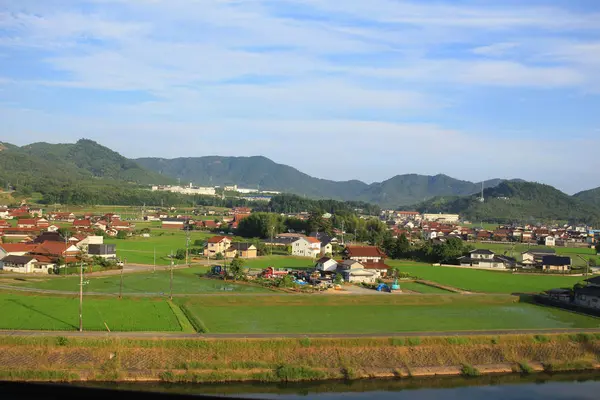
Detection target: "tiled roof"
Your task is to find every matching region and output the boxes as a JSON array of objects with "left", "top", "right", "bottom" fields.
[
  {"left": 0, "top": 243, "right": 37, "bottom": 253},
  {"left": 207, "top": 235, "right": 231, "bottom": 244},
  {"left": 345, "top": 246, "right": 386, "bottom": 258}
]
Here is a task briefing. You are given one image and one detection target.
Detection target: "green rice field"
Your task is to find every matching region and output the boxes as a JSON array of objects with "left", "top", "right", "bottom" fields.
[
  {"left": 386, "top": 262, "right": 587, "bottom": 293},
  {"left": 398, "top": 281, "right": 454, "bottom": 294},
  {"left": 175, "top": 294, "right": 600, "bottom": 334},
  {"left": 4, "top": 267, "right": 272, "bottom": 295},
  {"left": 0, "top": 292, "right": 181, "bottom": 331}
]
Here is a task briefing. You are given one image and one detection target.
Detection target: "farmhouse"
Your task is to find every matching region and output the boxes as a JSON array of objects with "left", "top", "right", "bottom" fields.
[
  {"left": 73, "top": 219, "right": 92, "bottom": 229},
  {"left": 541, "top": 255, "right": 571, "bottom": 272},
  {"left": 88, "top": 244, "right": 117, "bottom": 260},
  {"left": 574, "top": 276, "right": 600, "bottom": 310},
  {"left": 204, "top": 236, "right": 232, "bottom": 257},
  {"left": 0, "top": 255, "right": 40, "bottom": 273},
  {"left": 521, "top": 249, "right": 556, "bottom": 266},
  {"left": 291, "top": 237, "right": 321, "bottom": 258},
  {"left": 344, "top": 246, "right": 386, "bottom": 264},
  {"left": 337, "top": 260, "right": 377, "bottom": 283},
  {"left": 225, "top": 243, "right": 258, "bottom": 259},
  {"left": 315, "top": 257, "right": 338, "bottom": 272},
  {"left": 458, "top": 249, "right": 516, "bottom": 269}
]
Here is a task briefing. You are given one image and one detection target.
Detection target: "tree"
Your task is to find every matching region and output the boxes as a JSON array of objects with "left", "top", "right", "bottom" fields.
[
  {"left": 175, "top": 249, "right": 186, "bottom": 260},
  {"left": 228, "top": 256, "right": 244, "bottom": 281},
  {"left": 334, "top": 273, "right": 343, "bottom": 284},
  {"left": 596, "top": 242, "right": 600, "bottom": 255},
  {"left": 395, "top": 234, "right": 411, "bottom": 258},
  {"left": 116, "top": 230, "right": 128, "bottom": 239}
]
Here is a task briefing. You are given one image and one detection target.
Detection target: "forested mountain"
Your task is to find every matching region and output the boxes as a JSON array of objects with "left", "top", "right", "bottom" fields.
[
  {"left": 20, "top": 139, "right": 173, "bottom": 185},
  {"left": 573, "top": 187, "right": 600, "bottom": 208},
  {"left": 135, "top": 156, "right": 506, "bottom": 207},
  {"left": 410, "top": 181, "right": 600, "bottom": 225}
]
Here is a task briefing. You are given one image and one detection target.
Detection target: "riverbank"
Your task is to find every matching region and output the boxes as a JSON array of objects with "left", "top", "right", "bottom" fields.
[{"left": 1, "top": 333, "right": 599, "bottom": 383}]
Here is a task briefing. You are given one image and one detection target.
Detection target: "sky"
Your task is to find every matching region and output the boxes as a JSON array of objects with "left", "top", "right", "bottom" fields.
[{"left": 1, "top": 0, "right": 600, "bottom": 194}]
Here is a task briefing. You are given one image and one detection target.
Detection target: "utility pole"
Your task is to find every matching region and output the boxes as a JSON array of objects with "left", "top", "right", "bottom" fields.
[
  {"left": 153, "top": 247, "right": 156, "bottom": 273},
  {"left": 119, "top": 258, "right": 125, "bottom": 299},
  {"left": 170, "top": 250, "right": 174, "bottom": 300},
  {"left": 79, "top": 259, "right": 83, "bottom": 332},
  {"left": 185, "top": 228, "right": 190, "bottom": 266}
]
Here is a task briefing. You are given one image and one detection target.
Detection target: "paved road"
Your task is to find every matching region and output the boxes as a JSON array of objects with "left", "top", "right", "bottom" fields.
[{"left": 2, "top": 328, "right": 600, "bottom": 339}]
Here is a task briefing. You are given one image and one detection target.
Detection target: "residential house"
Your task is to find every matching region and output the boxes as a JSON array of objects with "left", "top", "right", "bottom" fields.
[
  {"left": 75, "top": 236, "right": 104, "bottom": 252},
  {"left": 17, "top": 219, "right": 38, "bottom": 229},
  {"left": 458, "top": 249, "right": 516, "bottom": 269},
  {"left": 337, "top": 260, "right": 377, "bottom": 283},
  {"left": 541, "top": 255, "right": 571, "bottom": 272},
  {"left": 93, "top": 220, "right": 108, "bottom": 231},
  {"left": 521, "top": 249, "right": 556, "bottom": 267},
  {"left": 112, "top": 220, "right": 132, "bottom": 231},
  {"left": 0, "top": 243, "right": 37, "bottom": 260},
  {"left": 73, "top": 219, "right": 92, "bottom": 230},
  {"left": 493, "top": 229, "right": 510, "bottom": 241},
  {"left": 522, "top": 231, "right": 534, "bottom": 243},
  {"left": 476, "top": 230, "right": 492, "bottom": 241},
  {"left": 225, "top": 243, "right": 258, "bottom": 258},
  {"left": 545, "top": 236, "right": 556, "bottom": 247},
  {"left": 315, "top": 257, "right": 338, "bottom": 272},
  {"left": 88, "top": 244, "right": 117, "bottom": 260},
  {"left": 574, "top": 276, "right": 600, "bottom": 310},
  {"left": 161, "top": 218, "right": 186, "bottom": 229},
  {"left": 291, "top": 237, "right": 321, "bottom": 258},
  {"left": 423, "top": 213, "right": 460, "bottom": 223},
  {"left": 0, "top": 255, "right": 40, "bottom": 273},
  {"left": 0, "top": 220, "right": 10, "bottom": 230},
  {"left": 32, "top": 231, "right": 66, "bottom": 244},
  {"left": 28, "top": 208, "right": 43, "bottom": 218},
  {"left": 50, "top": 212, "right": 76, "bottom": 222},
  {"left": 47, "top": 224, "right": 60, "bottom": 232},
  {"left": 204, "top": 236, "right": 232, "bottom": 257},
  {"left": 344, "top": 246, "right": 386, "bottom": 264}
]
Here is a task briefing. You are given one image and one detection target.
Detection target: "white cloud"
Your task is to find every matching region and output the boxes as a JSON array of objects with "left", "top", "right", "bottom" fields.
[{"left": 472, "top": 42, "right": 519, "bottom": 57}]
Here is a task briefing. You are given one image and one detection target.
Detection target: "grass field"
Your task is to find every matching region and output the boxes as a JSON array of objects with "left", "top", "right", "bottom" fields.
[
  {"left": 175, "top": 294, "right": 600, "bottom": 334},
  {"left": 105, "top": 230, "right": 217, "bottom": 265},
  {"left": 0, "top": 292, "right": 181, "bottom": 331},
  {"left": 6, "top": 267, "right": 272, "bottom": 295},
  {"left": 386, "top": 262, "right": 587, "bottom": 293},
  {"left": 398, "top": 282, "right": 454, "bottom": 294},
  {"left": 241, "top": 256, "right": 316, "bottom": 270}
]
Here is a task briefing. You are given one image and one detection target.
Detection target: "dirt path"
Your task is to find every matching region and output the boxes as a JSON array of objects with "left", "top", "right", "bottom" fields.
[{"left": 2, "top": 328, "right": 600, "bottom": 339}]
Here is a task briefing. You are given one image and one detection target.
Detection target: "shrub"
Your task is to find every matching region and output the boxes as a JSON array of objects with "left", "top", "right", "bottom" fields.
[
  {"left": 56, "top": 336, "right": 69, "bottom": 346},
  {"left": 275, "top": 365, "right": 326, "bottom": 382},
  {"left": 341, "top": 367, "right": 355, "bottom": 380},
  {"left": 517, "top": 361, "right": 534, "bottom": 374},
  {"left": 490, "top": 337, "right": 499, "bottom": 345},
  {"left": 389, "top": 337, "right": 405, "bottom": 346},
  {"left": 461, "top": 364, "right": 480, "bottom": 377},
  {"left": 446, "top": 337, "right": 470, "bottom": 345},
  {"left": 569, "top": 333, "right": 594, "bottom": 343},
  {"left": 299, "top": 337, "right": 311, "bottom": 347},
  {"left": 407, "top": 337, "right": 421, "bottom": 346},
  {"left": 533, "top": 335, "right": 550, "bottom": 344}
]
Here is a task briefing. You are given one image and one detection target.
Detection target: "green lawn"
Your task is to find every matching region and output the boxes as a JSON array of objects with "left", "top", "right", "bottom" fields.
[
  {"left": 8, "top": 267, "right": 272, "bottom": 295},
  {"left": 175, "top": 295, "right": 600, "bottom": 334},
  {"left": 0, "top": 292, "right": 181, "bottom": 331},
  {"left": 398, "top": 282, "right": 454, "bottom": 294},
  {"left": 385, "top": 262, "right": 587, "bottom": 293},
  {"left": 241, "top": 256, "right": 316, "bottom": 270}
]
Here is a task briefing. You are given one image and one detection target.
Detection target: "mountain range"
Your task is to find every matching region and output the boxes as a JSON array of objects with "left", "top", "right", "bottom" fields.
[
  {"left": 134, "top": 156, "right": 505, "bottom": 207},
  {"left": 1, "top": 139, "right": 600, "bottom": 224}
]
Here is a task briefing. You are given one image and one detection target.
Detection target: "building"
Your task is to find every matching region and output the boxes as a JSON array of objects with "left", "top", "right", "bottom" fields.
[
  {"left": 545, "top": 236, "right": 556, "bottom": 247},
  {"left": 337, "top": 260, "right": 377, "bottom": 283},
  {"left": 88, "top": 244, "right": 117, "bottom": 260},
  {"left": 75, "top": 236, "right": 104, "bottom": 252},
  {"left": 291, "top": 237, "right": 321, "bottom": 258},
  {"left": 344, "top": 246, "right": 386, "bottom": 264},
  {"left": 161, "top": 218, "right": 186, "bottom": 229},
  {"left": 73, "top": 219, "right": 92, "bottom": 229},
  {"left": 521, "top": 249, "right": 556, "bottom": 267},
  {"left": 0, "top": 243, "right": 37, "bottom": 260},
  {"left": 225, "top": 243, "right": 258, "bottom": 258},
  {"left": 574, "top": 276, "right": 600, "bottom": 310},
  {"left": 315, "top": 257, "right": 338, "bottom": 272},
  {"left": 423, "top": 213, "right": 460, "bottom": 223},
  {"left": 458, "top": 249, "right": 516, "bottom": 269},
  {"left": 152, "top": 184, "right": 216, "bottom": 196},
  {"left": 17, "top": 219, "right": 38, "bottom": 229},
  {"left": 204, "top": 236, "right": 232, "bottom": 257},
  {"left": 541, "top": 255, "right": 571, "bottom": 272},
  {"left": 0, "top": 255, "right": 40, "bottom": 273}
]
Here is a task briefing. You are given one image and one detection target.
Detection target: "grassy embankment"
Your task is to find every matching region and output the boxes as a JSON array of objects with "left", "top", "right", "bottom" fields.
[
  {"left": 1, "top": 333, "right": 599, "bottom": 382},
  {"left": 386, "top": 262, "right": 587, "bottom": 293},
  {"left": 2, "top": 292, "right": 599, "bottom": 333}
]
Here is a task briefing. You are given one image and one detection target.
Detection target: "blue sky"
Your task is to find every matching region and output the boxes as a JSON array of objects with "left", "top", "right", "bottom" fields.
[{"left": 1, "top": 0, "right": 600, "bottom": 193}]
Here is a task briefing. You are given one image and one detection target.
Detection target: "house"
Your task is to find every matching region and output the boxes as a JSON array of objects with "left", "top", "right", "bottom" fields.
[
  {"left": 0, "top": 243, "right": 38, "bottom": 260},
  {"left": 75, "top": 235, "right": 104, "bottom": 252},
  {"left": 458, "top": 249, "right": 516, "bottom": 269},
  {"left": 204, "top": 236, "right": 232, "bottom": 257},
  {"left": 291, "top": 237, "right": 321, "bottom": 258},
  {"left": 112, "top": 220, "right": 132, "bottom": 231},
  {"left": 337, "top": 260, "right": 377, "bottom": 283},
  {"left": 541, "top": 255, "right": 571, "bottom": 272},
  {"left": 161, "top": 218, "right": 186, "bottom": 229},
  {"left": 17, "top": 219, "right": 38, "bottom": 229},
  {"left": 30, "top": 241, "right": 81, "bottom": 264},
  {"left": 0, "top": 220, "right": 10, "bottom": 229},
  {"left": 51, "top": 212, "right": 76, "bottom": 222},
  {"left": 47, "top": 224, "right": 60, "bottom": 232},
  {"left": 32, "top": 231, "right": 66, "bottom": 244},
  {"left": 88, "top": 244, "right": 117, "bottom": 260},
  {"left": 521, "top": 249, "right": 556, "bottom": 266},
  {"left": 73, "top": 219, "right": 92, "bottom": 229},
  {"left": 574, "top": 276, "right": 600, "bottom": 310},
  {"left": 476, "top": 230, "right": 492, "bottom": 241},
  {"left": 545, "top": 236, "right": 556, "bottom": 247},
  {"left": 423, "top": 213, "right": 459, "bottom": 223},
  {"left": 93, "top": 220, "right": 108, "bottom": 231},
  {"left": 0, "top": 255, "right": 40, "bottom": 273},
  {"left": 225, "top": 243, "right": 258, "bottom": 259},
  {"left": 315, "top": 257, "right": 338, "bottom": 272},
  {"left": 344, "top": 246, "right": 386, "bottom": 264}
]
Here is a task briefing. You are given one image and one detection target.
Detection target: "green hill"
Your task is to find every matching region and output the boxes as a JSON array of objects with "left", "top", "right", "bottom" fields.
[
  {"left": 412, "top": 181, "right": 600, "bottom": 225},
  {"left": 574, "top": 187, "right": 600, "bottom": 208},
  {"left": 21, "top": 139, "right": 173, "bottom": 185},
  {"left": 135, "top": 156, "right": 506, "bottom": 207}
]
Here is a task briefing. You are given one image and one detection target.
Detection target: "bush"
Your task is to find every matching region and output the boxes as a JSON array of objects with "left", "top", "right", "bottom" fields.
[
  {"left": 275, "top": 365, "right": 326, "bottom": 382},
  {"left": 407, "top": 337, "right": 421, "bottom": 346},
  {"left": 517, "top": 361, "right": 534, "bottom": 374},
  {"left": 389, "top": 337, "right": 405, "bottom": 346},
  {"left": 56, "top": 336, "right": 69, "bottom": 346},
  {"left": 460, "top": 364, "right": 480, "bottom": 377},
  {"left": 446, "top": 337, "right": 470, "bottom": 345},
  {"left": 299, "top": 337, "right": 311, "bottom": 347},
  {"left": 533, "top": 335, "right": 551, "bottom": 344}
]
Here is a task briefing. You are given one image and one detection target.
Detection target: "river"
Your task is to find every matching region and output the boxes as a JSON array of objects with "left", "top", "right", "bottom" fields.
[{"left": 78, "top": 372, "right": 600, "bottom": 399}]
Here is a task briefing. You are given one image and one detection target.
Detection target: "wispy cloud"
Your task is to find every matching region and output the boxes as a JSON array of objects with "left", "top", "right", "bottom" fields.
[{"left": 1, "top": 0, "right": 599, "bottom": 192}]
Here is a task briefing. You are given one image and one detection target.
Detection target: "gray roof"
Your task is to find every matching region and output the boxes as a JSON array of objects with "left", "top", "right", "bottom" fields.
[
  {"left": 470, "top": 249, "right": 494, "bottom": 255},
  {"left": 227, "top": 243, "right": 256, "bottom": 251},
  {"left": 1, "top": 255, "right": 36, "bottom": 264},
  {"left": 542, "top": 255, "right": 571, "bottom": 266},
  {"left": 522, "top": 248, "right": 556, "bottom": 255},
  {"left": 584, "top": 276, "right": 600, "bottom": 285}
]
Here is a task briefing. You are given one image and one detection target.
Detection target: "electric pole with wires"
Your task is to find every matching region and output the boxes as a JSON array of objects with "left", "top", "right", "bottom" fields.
[
  {"left": 170, "top": 250, "right": 174, "bottom": 300},
  {"left": 79, "top": 259, "right": 83, "bottom": 332},
  {"left": 119, "top": 258, "right": 125, "bottom": 299}
]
